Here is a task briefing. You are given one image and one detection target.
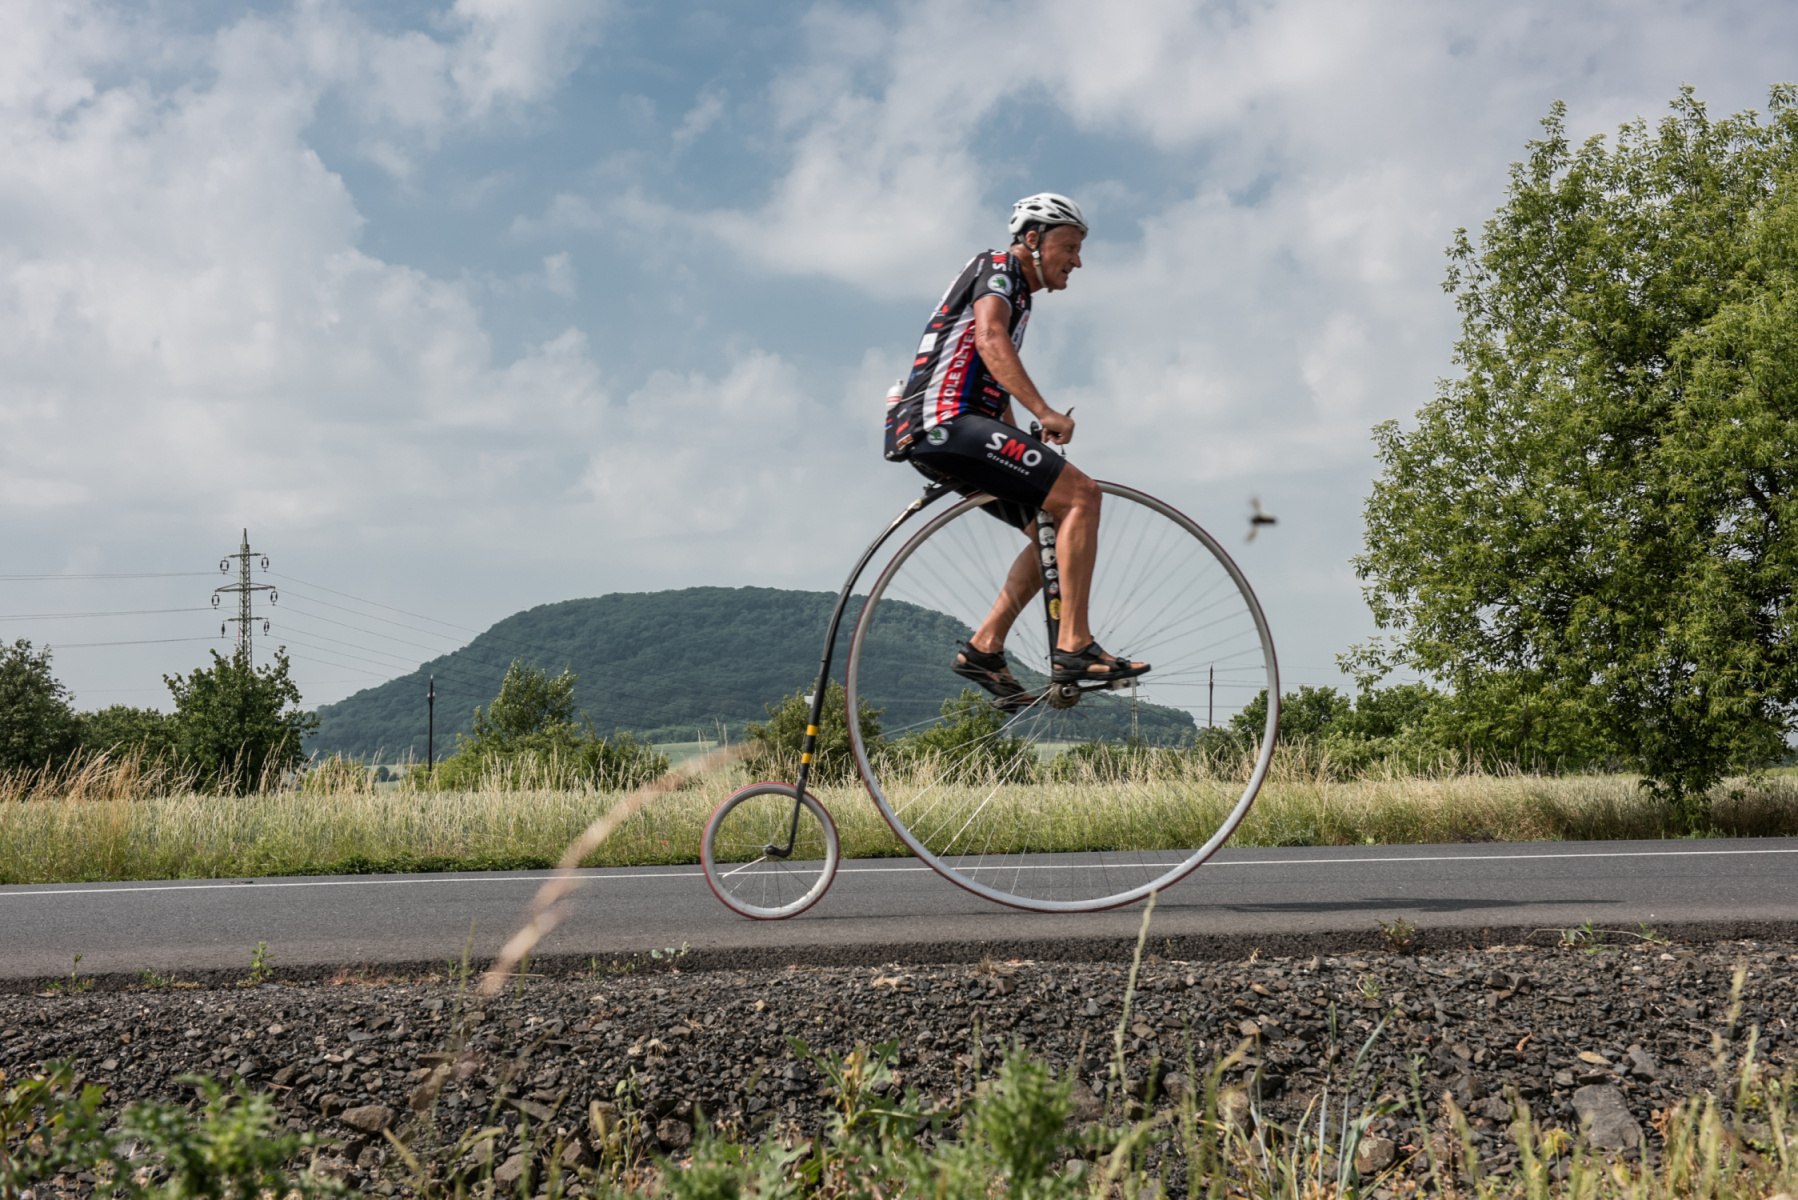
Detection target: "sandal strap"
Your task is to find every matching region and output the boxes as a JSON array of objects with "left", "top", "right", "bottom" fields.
[
  {"left": 957, "top": 640, "right": 1008, "bottom": 669},
  {"left": 1052, "top": 641, "right": 1141, "bottom": 676}
]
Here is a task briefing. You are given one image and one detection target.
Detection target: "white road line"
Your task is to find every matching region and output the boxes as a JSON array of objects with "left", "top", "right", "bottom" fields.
[{"left": 3, "top": 843, "right": 1793, "bottom": 899}]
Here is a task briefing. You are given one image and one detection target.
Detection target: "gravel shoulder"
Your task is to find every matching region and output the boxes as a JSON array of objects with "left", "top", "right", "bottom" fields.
[{"left": 4, "top": 937, "right": 1792, "bottom": 1192}]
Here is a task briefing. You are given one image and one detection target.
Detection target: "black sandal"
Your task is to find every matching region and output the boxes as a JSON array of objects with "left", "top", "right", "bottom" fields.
[
  {"left": 951, "top": 639, "right": 1027, "bottom": 700},
  {"left": 1051, "top": 641, "right": 1151, "bottom": 685}
]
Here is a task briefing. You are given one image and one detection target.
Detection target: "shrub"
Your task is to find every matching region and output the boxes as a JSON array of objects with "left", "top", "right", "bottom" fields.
[
  {"left": 427, "top": 660, "right": 669, "bottom": 790},
  {"left": 0, "top": 1061, "right": 337, "bottom": 1199},
  {"left": 890, "top": 688, "right": 1037, "bottom": 783},
  {"left": 78, "top": 705, "right": 178, "bottom": 762},
  {"left": 743, "top": 680, "right": 883, "bottom": 785}
]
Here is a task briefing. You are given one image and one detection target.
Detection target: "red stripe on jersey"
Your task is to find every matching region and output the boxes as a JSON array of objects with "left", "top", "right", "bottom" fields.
[{"left": 934, "top": 324, "right": 979, "bottom": 425}]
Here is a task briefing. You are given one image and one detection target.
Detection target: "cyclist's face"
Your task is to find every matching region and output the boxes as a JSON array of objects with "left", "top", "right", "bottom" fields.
[{"left": 1037, "top": 226, "right": 1085, "bottom": 291}]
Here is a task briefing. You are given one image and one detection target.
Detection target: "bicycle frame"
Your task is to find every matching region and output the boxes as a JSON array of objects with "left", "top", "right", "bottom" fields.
[
  {"left": 765, "top": 481, "right": 950, "bottom": 858},
  {"left": 768, "top": 432, "right": 1110, "bottom": 856}
]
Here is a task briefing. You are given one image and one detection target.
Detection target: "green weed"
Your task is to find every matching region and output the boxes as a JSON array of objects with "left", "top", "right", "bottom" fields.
[{"left": 247, "top": 941, "right": 274, "bottom": 985}]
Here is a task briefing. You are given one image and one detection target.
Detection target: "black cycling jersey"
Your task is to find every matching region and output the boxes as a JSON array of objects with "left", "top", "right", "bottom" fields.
[{"left": 884, "top": 250, "right": 1031, "bottom": 461}]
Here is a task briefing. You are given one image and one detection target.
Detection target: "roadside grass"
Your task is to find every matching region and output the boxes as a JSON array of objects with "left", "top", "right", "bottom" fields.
[{"left": 3, "top": 747, "right": 1796, "bottom": 886}]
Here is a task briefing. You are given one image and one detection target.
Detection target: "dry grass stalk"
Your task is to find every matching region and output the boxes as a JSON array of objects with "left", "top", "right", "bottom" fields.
[{"left": 475, "top": 744, "right": 745, "bottom": 997}]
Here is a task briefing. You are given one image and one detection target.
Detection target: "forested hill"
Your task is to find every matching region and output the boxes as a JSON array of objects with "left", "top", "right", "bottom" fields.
[{"left": 307, "top": 586, "right": 1195, "bottom": 760}]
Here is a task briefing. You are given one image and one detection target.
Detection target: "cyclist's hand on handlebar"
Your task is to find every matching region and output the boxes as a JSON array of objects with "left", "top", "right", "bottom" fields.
[{"left": 1036, "top": 409, "right": 1075, "bottom": 444}]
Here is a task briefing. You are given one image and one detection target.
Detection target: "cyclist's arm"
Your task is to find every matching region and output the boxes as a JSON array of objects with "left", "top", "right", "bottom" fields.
[{"left": 973, "top": 295, "right": 1074, "bottom": 443}]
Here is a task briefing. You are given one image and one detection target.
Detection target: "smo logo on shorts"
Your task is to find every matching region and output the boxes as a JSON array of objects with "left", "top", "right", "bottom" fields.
[{"left": 985, "top": 430, "right": 1043, "bottom": 467}]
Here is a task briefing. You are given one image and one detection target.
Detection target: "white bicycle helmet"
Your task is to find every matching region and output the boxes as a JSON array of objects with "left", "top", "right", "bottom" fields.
[
  {"left": 1008, "top": 192, "right": 1088, "bottom": 238},
  {"left": 1008, "top": 193, "right": 1087, "bottom": 292}
]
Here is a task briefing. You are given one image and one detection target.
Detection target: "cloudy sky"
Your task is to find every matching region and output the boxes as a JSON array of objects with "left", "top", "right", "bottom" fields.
[{"left": 5, "top": 0, "right": 1795, "bottom": 715}]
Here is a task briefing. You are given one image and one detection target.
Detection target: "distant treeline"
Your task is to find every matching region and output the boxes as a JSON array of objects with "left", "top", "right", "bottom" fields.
[{"left": 0, "top": 638, "right": 314, "bottom": 794}]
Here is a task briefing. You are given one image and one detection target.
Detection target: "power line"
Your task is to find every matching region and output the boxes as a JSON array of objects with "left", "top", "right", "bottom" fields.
[
  {"left": 0, "top": 607, "right": 209, "bottom": 622},
  {"left": 276, "top": 600, "right": 463, "bottom": 658},
  {"left": 271, "top": 616, "right": 435, "bottom": 663},
  {"left": 269, "top": 573, "right": 480, "bottom": 635},
  {"left": 266, "top": 572, "right": 675, "bottom": 706},
  {"left": 269, "top": 572, "right": 593, "bottom": 666},
  {"left": 50, "top": 636, "right": 224, "bottom": 649},
  {"left": 271, "top": 635, "right": 490, "bottom": 696},
  {"left": 268, "top": 583, "right": 471, "bottom": 645},
  {"left": 0, "top": 572, "right": 217, "bottom": 581}
]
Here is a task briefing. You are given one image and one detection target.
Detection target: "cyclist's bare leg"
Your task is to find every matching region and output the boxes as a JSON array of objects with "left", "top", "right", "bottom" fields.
[
  {"left": 968, "top": 536, "right": 1042, "bottom": 653},
  {"left": 968, "top": 463, "right": 1144, "bottom": 670},
  {"left": 1041, "top": 465, "right": 1145, "bottom": 666}
]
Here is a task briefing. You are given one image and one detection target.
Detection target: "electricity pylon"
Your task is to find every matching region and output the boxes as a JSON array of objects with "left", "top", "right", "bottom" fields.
[{"left": 213, "top": 529, "right": 277, "bottom": 660}]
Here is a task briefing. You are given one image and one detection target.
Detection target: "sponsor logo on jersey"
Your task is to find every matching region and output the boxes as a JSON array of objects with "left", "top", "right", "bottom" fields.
[
  {"left": 926, "top": 426, "right": 948, "bottom": 445},
  {"left": 988, "top": 274, "right": 1012, "bottom": 295},
  {"left": 1049, "top": 598, "right": 1062, "bottom": 620}
]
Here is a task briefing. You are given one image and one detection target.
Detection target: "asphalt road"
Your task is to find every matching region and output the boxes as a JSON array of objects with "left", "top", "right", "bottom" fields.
[{"left": 4, "top": 838, "right": 1797, "bottom": 981}]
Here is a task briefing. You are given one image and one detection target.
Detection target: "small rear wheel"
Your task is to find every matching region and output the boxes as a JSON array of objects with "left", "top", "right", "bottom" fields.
[{"left": 701, "top": 783, "right": 840, "bottom": 919}]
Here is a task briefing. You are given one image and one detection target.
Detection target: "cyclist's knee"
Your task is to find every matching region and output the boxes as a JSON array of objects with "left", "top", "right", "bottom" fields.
[
  {"left": 1067, "top": 467, "right": 1101, "bottom": 509},
  {"left": 1045, "top": 466, "right": 1098, "bottom": 516}
]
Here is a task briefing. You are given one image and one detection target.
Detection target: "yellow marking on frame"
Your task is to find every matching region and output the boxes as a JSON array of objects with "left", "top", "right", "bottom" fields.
[
  {"left": 805, "top": 725, "right": 819, "bottom": 736},
  {"left": 800, "top": 752, "right": 814, "bottom": 764}
]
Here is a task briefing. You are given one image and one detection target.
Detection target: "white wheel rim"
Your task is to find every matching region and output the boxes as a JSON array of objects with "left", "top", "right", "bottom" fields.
[{"left": 702, "top": 784, "right": 841, "bottom": 920}]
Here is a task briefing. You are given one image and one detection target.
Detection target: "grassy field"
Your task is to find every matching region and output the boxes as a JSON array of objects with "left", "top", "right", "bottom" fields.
[{"left": 3, "top": 749, "right": 1797, "bottom": 886}]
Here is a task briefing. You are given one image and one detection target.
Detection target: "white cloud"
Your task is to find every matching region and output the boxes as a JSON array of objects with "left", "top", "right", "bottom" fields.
[
  {"left": 0, "top": 1, "right": 619, "bottom": 611},
  {"left": 444, "top": 0, "right": 610, "bottom": 117},
  {"left": 542, "top": 251, "right": 577, "bottom": 297},
  {"left": 672, "top": 89, "right": 726, "bottom": 150}
]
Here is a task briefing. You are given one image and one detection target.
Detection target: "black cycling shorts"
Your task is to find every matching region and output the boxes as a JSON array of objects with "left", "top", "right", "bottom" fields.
[{"left": 908, "top": 414, "right": 1066, "bottom": 532}]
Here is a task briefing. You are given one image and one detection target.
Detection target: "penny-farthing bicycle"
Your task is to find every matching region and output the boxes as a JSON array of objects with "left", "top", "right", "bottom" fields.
[{"left": 700, "top": 455, "right": 1280, "bottom": 918}]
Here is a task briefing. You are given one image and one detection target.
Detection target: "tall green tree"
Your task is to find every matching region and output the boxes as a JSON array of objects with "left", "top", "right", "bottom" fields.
[
  {"left": 0, "top": 640, "right": 80, "bottom": 772},
  {"left": 1352, "top": 87, "right": 1798, "bottom": 810},
  {"left": 165, "top": 648, "right": 317, "bottom": 793}
]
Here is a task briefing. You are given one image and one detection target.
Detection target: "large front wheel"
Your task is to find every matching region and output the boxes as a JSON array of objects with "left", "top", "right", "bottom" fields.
[{"left": 844, "top": 482, "right": 1279, "bottom": 912}]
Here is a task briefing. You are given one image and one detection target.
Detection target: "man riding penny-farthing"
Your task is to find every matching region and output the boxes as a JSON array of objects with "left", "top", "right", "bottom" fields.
[{"left": 701, "top": 194, "right": 1280, "bottom": 919}]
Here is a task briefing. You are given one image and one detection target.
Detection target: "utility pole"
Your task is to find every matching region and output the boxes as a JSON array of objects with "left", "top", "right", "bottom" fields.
[
  {"left": 427, "top": 674, "right": 436, "bottom": 776},
  {"left": 1208, "top": 664, "right": 1214, "bottom": 729},
  {"left": 213, "top": 529, "right": 276, "bottom": 660}
]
